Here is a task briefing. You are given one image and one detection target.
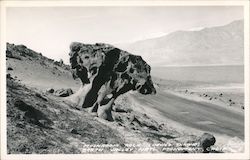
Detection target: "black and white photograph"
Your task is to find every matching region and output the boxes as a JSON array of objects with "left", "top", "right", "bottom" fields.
[{"left": 0, "top": 0, "right": 249, "bottom": 159}]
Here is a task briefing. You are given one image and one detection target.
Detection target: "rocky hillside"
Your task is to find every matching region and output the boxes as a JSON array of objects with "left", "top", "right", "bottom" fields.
[
  {"left": 117, "top": 20, "right": 244, "bottom": 66},
  {"left": 6, "top": 43, "right": 222, "bottom": 154},
  {"left": 6, "top": 43, "right": 80, "bottom": 91}
]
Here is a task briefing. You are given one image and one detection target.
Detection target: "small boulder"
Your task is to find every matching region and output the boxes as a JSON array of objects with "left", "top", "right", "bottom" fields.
[
  {"left": 229, "top": 102, "right": 235, "bottom": 106},
  {"left": 7, "top": 67, "right": 13, "bottom": 70},
  {"left": 46, "top": 88, "right": 54, "bottom": 93},
  {"left": 70, "top": 128, "right": 79, "bottom": 134},
  {"left": 159, "top": 123, "right": 165, "bottom": 130},
  {"left": 54, "top": 88, "right": 73, "bottom": 97},
  {"left": 6, "top": 73, "right": 12, "bottom": 79},
  {"left": 199, "top": 133, "right": 216, "bottom": 153},
  {"left": 203, "top": 94, "right": 208, "bottom": 97},
  {"left": 35, "top": 93, "right": 48, "bottom": 101}
]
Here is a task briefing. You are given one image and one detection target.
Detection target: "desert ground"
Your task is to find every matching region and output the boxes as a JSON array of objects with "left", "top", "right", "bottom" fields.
[{"left": 5, "top": 43, "right": 244, "bottom": 154}]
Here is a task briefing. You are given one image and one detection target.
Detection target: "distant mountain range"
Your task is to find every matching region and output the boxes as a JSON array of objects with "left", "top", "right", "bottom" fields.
[{"left": 117, "top": 20, "right": 244, "bottom": 66}]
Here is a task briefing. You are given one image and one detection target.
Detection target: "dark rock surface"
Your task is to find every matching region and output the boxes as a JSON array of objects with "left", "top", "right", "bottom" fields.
[
  {"left": 54, "top": 88, "right": 73, "bottom": 97},
  {"left": 199, "top": 133, "right": 216, "bottom": 153},
  {"left": 8, "top": 67, "right": 13, "bottom": 70},
  {"left": 68, "top": 42, "right": 156, "bottom": 121},
  {"left": 46, "top": 88, "right": 55, "bottom": 93}
]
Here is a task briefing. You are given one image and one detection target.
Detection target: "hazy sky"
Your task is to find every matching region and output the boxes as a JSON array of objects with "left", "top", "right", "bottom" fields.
[{"left": 6, "top": 6, "right": 243, "bottom": 64}]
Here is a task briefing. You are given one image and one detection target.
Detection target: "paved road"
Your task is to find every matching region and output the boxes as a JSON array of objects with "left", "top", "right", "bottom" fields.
[{"left": 134, "top": 90, "right": 244, "bottom": 139}]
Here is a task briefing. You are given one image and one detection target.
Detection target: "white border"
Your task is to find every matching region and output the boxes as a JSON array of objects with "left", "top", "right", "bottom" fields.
[{"left": 0, "top": 0, "right": 249, "bottom": 160}]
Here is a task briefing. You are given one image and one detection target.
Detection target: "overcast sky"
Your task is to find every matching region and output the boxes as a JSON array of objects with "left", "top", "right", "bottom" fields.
[{"left": 6, "top": 6, "right": 243, "bottom": 64}]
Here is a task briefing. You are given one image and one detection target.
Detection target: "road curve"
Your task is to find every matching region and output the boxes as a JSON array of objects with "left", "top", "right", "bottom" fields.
[{"left": 133, "top": 90, "right": 244, "bottom": 140}]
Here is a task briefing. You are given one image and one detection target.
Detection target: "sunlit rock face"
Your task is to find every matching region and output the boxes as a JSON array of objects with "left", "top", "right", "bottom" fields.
[{"left": 67, "top": 42, "right": 156, "bottom": 121}]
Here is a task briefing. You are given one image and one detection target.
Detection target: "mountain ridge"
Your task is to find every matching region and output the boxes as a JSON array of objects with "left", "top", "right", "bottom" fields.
[{"left": 117, "top": 19, "right": 244, "bottom": 66}]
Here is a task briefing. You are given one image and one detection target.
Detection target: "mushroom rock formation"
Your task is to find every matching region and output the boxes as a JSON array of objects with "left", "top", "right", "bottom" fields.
[{"left": 66, "top": 42, "right": 156, "bottom": 121}]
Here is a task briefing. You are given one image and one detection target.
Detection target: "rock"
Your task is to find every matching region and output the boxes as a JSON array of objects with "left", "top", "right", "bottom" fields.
[
  {"left": 131, "top": 126, "right": 137, "bottom": 130},
  {"left": 8, "top": 67, "right": 13, "bottom": 70},
  {"left": 229, "top": 102, "right": 235, "bottom": 106},
  {"left": 53, "top": 61, "right": 61, "bottom": 66},
  {"left": 35, "top": 93, "right": 48, "bottom": 101},
  {"left": 159, "top": 123, "right": 165, "bottom": 130},
  {"left": 114, "top": 115, "right": 123, "bottom": 122},
  {"left": 54, "top": 88, "right": 73, "bottom": 97},
  {"left": 147, "top": 125, "right": 159, "bottom": 131},
  {"left": 130, "top": 116, "right": 142, "bottom": 126},
  {"left": 7, "top": 73, "right": 12, "bottom": 79},
  {"left": 46, "top": 88, "right": 54, "bottom": 93},
  {"left": 6, "top": 43, "right": 38, "bottom": 59},
  {"left": 199, "top": 133, "right": 216, "bottom": 153},
  {"left": 113, "top": 106, "right": 127, "bottom": 113},
  {"left": 68, "top": 42, "right": 156, "bottom": 121},
  {"left": 70, "top": 128, "right": 79, "bottom": 134}
]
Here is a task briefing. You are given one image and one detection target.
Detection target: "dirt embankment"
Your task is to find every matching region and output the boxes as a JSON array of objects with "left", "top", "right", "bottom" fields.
[
  {"left": 7, "top": 77, "right": 126, "bottom": 153},
  {"left": 8, "top": 74, "right": 208, "bottom": 154}
]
